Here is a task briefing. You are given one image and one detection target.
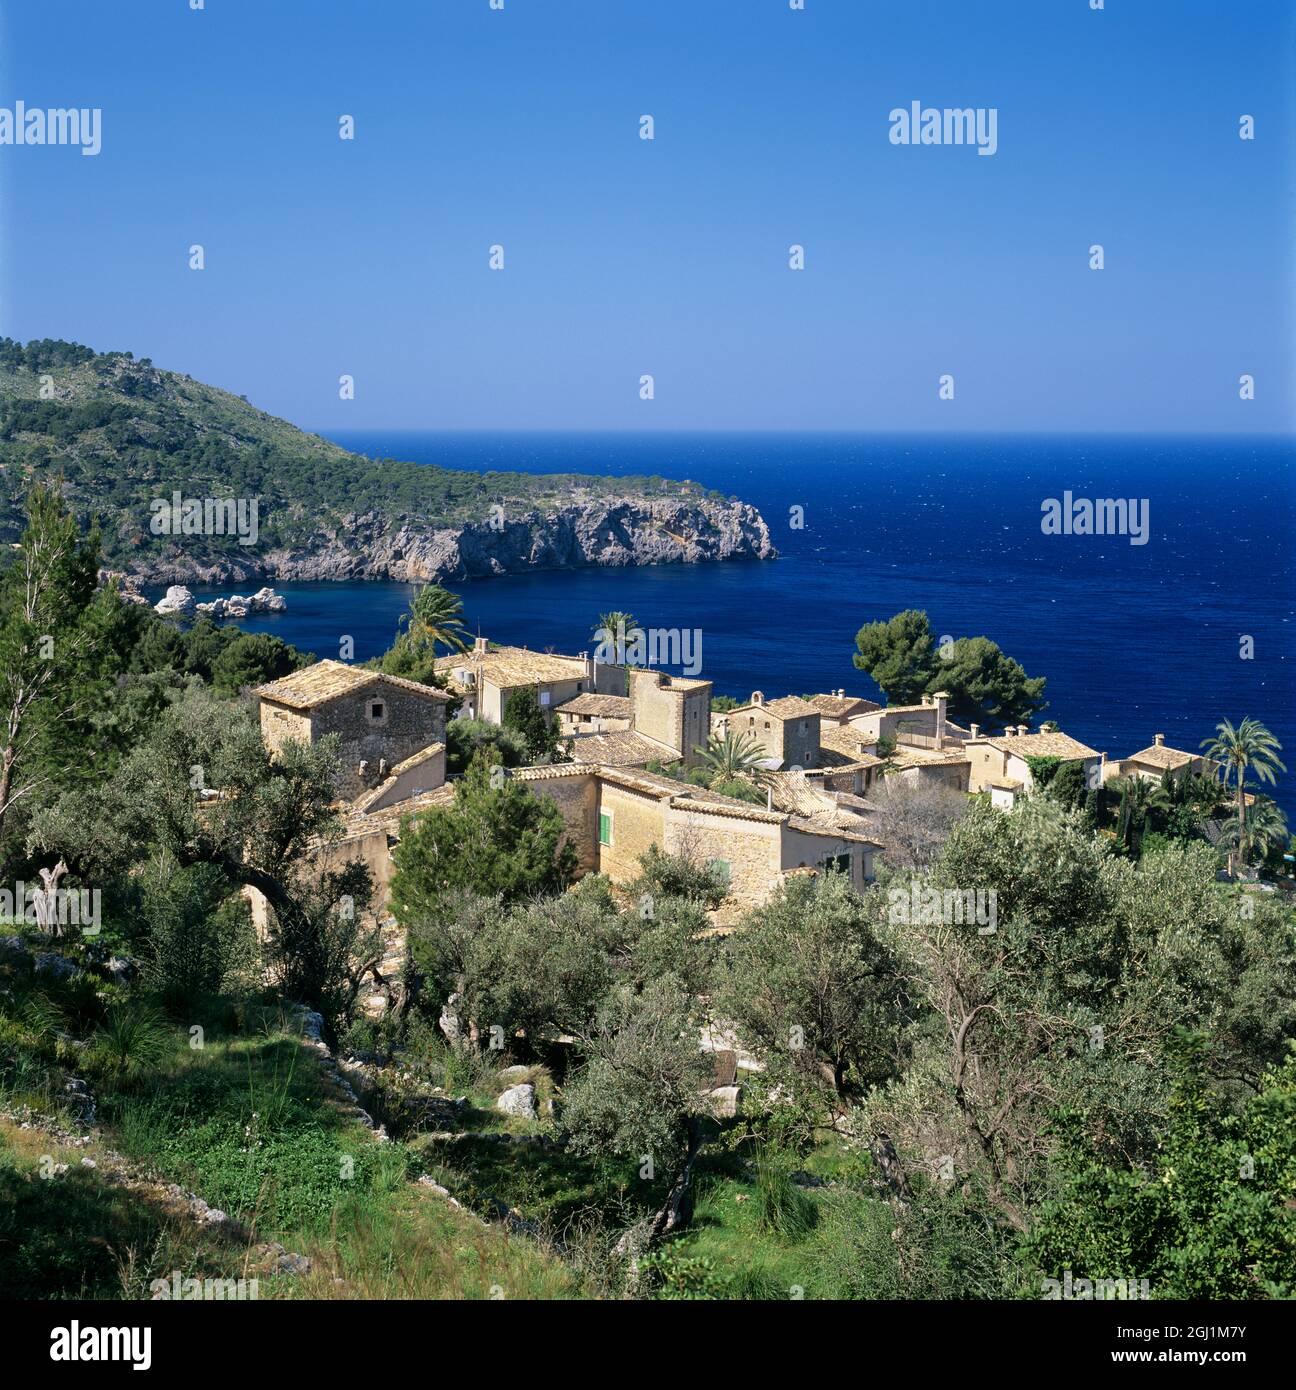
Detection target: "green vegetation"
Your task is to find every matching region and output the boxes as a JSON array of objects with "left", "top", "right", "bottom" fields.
[
  {"left": 853, "top": 608, "right": 1047, "bottom": 726},
  {"left": 0, "top": 486, "right": 1291, "bottom": 1303},
  {"left": 0, "top": 338, "right": 721, "bottom": 571}
]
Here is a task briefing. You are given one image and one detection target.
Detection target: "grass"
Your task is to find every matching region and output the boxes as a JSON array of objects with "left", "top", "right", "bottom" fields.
[{"left": 0, "top": 939, "right": 583, "bottom": 1299}]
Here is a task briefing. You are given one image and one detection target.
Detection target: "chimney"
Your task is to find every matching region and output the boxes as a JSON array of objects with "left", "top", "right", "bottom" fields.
[
  {"left": 474, "top": 635, "right": 488, "bottom": 655},
  {"left": 933, "top": 690, "right": 949, "bottom": 750},
  {"left": 751, "top": 691, "right": 764, "bottom": 706},
  {"left": 1154, "top": 733, "right": 1165, "bottom": 746},
  {"left": 1017, "top": 724, "right": 1028, "bottom": 738},
  {"left": 836, "top": 688, "right": 845, "bottom": 699},
  {"left": 921, "top": 693, "right": 933, "bottom": 707},
  {"left": 969, "top": 722, "right": 980, "bottom": 740}
]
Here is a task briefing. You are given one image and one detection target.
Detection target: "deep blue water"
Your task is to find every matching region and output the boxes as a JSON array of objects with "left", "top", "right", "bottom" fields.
[{"left": 152, "top": 433, "right": 1296, "bottom": 815}]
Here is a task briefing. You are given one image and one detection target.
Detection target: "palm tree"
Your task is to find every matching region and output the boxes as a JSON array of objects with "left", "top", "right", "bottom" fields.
[
  {"left": 400, "top": 584, "right": 470, "bottom": 656},
  {"left": 1110, "top": 775, "right": 1169, "bottom": 854},
  {"left": 1218, "top": 795, "right": 1289, "bottom": 872},
  {"left": 593, "top": 611, "right": 639, "bottom": 665},
  {"left": 1201, "top": 718, "right": 1286, "bottom": 874},
  {"left": 695, "top": 730, "right": 771, "bottom": 789}
]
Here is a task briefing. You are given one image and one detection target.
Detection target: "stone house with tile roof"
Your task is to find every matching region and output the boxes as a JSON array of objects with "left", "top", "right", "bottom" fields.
[
  {"left": 718, "top": 691, "right": 822, "bottom": 769},
  {"left": 554, "top": 692, "right": 633, "bottom": 736},
  {"left": 849, "top": 692, "right": 953, "bottom": 750},
  {"left": 962, "top": 728, "right": 1103, "bottom": 795},
  {"left": 254, "top": 659, "right": 451, "bottom": 800},
  {"left": 808, "top": 691, "right": 883, "bottom": 725},
  {"left": 334, "top": 761, "right": 882, "bottom": 916},
  {"left": 436, "top": 636, "right": 626, "bottom": 725},
  {"left": 1108, "top": 733, "right": 1218, "bottom": 785}
]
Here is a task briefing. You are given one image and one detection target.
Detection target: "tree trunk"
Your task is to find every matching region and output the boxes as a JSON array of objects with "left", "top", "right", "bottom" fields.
[{"left": 648, "top": 1116, "right": 704, "bottom": 1243}]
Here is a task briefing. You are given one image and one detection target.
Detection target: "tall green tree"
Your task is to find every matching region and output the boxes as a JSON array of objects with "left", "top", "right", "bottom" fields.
[
  {"left": 389, "top": 755, "right": 576, "bottom": 919},
  {"left": 0, "top": 484, "right": 109, "bottom": 855},
  {"left": 852, "top": 609, "right": 1047, "bottom": 725},
  {"left": 934, "top": 635, "right": 1047, "bottom": 726},
  {"left": 1201, "top": 718, "right": 1286, "bottom": 874},
  {"left": 719, "top": 872, "right": 906, "bottom": 1104},
  {"left": 1219, "top": 795, "right": 1289, "bottom": 871},
  {"left": 853, "top": 610, "right": 938, "bottom": 704},
  {"left": 501, "top": 683, "right": 560, "bottom": 762},
  {"left": 399, "top": 584, "right": 470, "bottom": 657},
  {"left": 593, "top": 611, "right": 639, "bottom": 664}
]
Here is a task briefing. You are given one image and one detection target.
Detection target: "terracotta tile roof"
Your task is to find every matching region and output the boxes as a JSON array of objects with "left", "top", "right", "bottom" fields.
[
  {"left": 349, "top": 743, "right": 445, "bottom": 813},
  {"left": 809, "top": 694, "right": 881, "bottom": 719},
  {"left": 436, "top": 645, "right": 589, "bottom": 689},
  {"left": 980, "top": 731, "right": 1100, "bottom": 760},
  {"left": 555, "top": 693, "right": 632, "bottom": 718},
  {"left": 343, "top": 784, "right": 454, "bottom": 838},
  {"left": 889, "top": 747, "right": 971, "bottom": 769},
  {"left": 749, "top": 696, "right": 820, "bottom": 721},
  {"left": 987, "top": 777, "right": 1024, "bottom": 792},
  {"left": 564, "top": 730, "right": 678, "bottom": 766},
  {"left": 820, "top": 726, "right": 883, "bottom": 760},
  {"left": 254, "top": 659, "right": 450, "bottom": 709},
  {"left": 786, "top": 814, "right": 882, "bottom": 847},
  {"left": 764, "top": 771, "right": 883, "bottom": 844},
  {"left": 1124, "top": 743, "right": 1197, "bottom": 771}
]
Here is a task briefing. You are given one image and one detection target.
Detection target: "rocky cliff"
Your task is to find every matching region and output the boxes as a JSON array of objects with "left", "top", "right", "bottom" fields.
[
  {"left": 1, "top": 338, "right": 778, "bottom": 585},
  {"left": 130, "top": 496, "right": 775, "bottom": 584}
]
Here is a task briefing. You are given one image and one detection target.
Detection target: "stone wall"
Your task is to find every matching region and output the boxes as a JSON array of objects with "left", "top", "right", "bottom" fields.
[
  {"left": 307, "top": 681, "right": 447, "bottom": 800},
  {"left": 663, "top": 807, "right": 782, "bottom": 906},
  {"left": 629, "top": 671, "right": 712, "bottom": 766},
  {"left": 260, "top": 703, "right": 312, "bottom": 756},
  {"left": 594, "top": 781, "right": 669, "bottom": 882}
]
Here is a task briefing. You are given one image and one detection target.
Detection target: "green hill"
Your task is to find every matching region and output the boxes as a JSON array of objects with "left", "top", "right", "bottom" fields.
[{"left": 0, "top": 338, "right": 773, "bottom": 583}]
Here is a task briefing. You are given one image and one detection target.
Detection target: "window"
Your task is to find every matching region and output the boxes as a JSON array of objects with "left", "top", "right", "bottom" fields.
[
  {"left": 539, "top": 690, "right": 551, "bottom": 707},
  {"left": 598, "top": 811, "right": 613, "bottom": 846},
  {"left": 576, "top": 681, "right": 584, "bottom": 693},
  {"left": 824, "top": 852, "right": 852, "bottom": 876},
  {"left": 366, "top": 698, "right": 386, "bottom": 724}
]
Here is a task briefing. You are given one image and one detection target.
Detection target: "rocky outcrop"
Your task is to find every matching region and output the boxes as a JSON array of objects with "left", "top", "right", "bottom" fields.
[
  {"left": 154, "top": 584, "right": 195, "bottom": 615},
  {"left": 195, "top": 587, "right": 287, "bottom": 619},
  {"left": 122, "top": 497, "right": 777, "bottom": 585}
]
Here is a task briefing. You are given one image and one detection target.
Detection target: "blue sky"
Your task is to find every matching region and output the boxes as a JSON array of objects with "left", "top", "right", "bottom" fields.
[{"left": 2, "top": 0, "right": 1292, "bottom": 432}]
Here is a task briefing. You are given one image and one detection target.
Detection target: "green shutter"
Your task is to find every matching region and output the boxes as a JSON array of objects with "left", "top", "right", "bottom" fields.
[{"left": 598, "top": 812, "right": 611, "bottom": 845}]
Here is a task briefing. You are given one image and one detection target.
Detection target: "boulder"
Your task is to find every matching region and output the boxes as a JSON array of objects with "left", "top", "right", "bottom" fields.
[
  {"left": 495, "top": 1083, "right": 538, "bottom": 1120},
  {"left": 35, "top": 953, "right": 82, "bottom": 980},
  {"left": 250, "top": 586, "right": 287, "bottom": 612},
  {"left": 497, "top": 1065, "right": 531, "bottom": 1083},
  {"left": 154, "top": 585, "right": 195, "bottom": 616}
]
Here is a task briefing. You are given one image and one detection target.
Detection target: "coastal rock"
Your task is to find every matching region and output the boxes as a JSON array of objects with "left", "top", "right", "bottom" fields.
[
  {"left": 154, "top": 585, "right": 195, "bottom": 616},
  {"left": 194, "top": 587, "right": 286, "bottom": 619},
  {"left": 124, "top": 498, "right": 776, "bottom": 585}
]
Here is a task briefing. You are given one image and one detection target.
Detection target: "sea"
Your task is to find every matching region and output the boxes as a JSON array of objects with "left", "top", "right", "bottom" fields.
[{"left": 147, "top": 433, "right": 1296, "bottom": 815}]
